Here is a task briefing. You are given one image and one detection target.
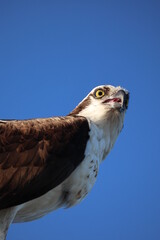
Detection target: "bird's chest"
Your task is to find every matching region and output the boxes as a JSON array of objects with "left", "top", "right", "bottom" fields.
[
  {"left": 63, "top": 153, "right": 99, "bottom": 207},
  {"left": 62, "top": 124, "right": 108, "bottom": 207}
]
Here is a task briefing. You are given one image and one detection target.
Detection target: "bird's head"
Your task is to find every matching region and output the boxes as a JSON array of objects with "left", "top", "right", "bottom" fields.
[{"left": 69, "top": 85, "right": 129, "bottom": 126}]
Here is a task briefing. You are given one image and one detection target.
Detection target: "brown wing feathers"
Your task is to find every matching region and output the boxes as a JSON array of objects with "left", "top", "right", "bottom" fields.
[{"left": 0, "top": 116, "right": 89, "bottom": 209}]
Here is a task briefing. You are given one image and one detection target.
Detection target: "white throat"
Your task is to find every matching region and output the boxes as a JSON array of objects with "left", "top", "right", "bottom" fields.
[{"left": 77, "top": 100, "right": 125, "bottom": 161}]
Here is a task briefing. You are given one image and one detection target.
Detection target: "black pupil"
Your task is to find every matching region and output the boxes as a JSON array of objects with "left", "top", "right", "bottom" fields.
[{"left": 98, "top": 91, "right": 103, "bottom": 96}]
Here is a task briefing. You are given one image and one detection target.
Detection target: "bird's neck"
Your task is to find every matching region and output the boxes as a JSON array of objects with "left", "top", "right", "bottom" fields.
[{"left": 88, "top": 110, "right": 125, "bottom": 161}]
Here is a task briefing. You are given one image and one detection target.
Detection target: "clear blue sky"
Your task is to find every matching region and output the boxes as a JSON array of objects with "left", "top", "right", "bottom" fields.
[{"left": 0, "top": 1, "right": 160, "bottom": 240}]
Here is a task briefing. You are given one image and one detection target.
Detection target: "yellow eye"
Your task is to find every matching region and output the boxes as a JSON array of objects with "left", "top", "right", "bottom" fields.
[{"left": 95, "top": 89, "right": 105, "bottom": 98}]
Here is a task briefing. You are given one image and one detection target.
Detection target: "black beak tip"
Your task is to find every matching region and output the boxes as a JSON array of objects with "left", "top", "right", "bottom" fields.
[{"left": 124, "top": 91, "right": 129, "bottom": 109}]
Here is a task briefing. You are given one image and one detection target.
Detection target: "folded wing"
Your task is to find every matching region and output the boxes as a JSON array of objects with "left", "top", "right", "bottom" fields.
[{"left": 0, "top": 116, "right": 89, "bottom": 209}]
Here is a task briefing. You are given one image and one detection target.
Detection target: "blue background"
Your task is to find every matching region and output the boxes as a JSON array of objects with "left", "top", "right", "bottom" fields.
[{"left": 0, "top": 1, "right": 160, "bottom": 240}]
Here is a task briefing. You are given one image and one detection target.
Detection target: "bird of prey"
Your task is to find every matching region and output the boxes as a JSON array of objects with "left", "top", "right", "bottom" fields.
[{"left": 0, "top": 85, "right": 129, "bottom": 240}]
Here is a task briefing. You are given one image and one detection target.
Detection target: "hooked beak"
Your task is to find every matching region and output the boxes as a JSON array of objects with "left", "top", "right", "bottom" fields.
[{"left": 103, "top": 89, "right": 129, "bottom": 112}]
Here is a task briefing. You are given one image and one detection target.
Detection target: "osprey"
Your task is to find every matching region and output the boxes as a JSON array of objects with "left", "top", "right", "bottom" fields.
[{"left": 0, "top": 85, "right": 129, "bottom": 240}]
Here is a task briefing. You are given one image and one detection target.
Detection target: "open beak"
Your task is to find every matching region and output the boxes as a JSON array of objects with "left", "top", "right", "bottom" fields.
[{"left": 103, "top": 89, "right": 129, "bottom": 112}]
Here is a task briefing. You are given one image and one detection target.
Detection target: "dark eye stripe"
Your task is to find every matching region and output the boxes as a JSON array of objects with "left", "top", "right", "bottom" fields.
[{"left": 104, "top": 87, "right": 110, "bottom": 93}]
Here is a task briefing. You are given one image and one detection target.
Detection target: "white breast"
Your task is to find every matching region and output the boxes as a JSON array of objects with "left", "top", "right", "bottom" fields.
[{"left": 13, "top": 121, "right": 111, "bottom": 223}]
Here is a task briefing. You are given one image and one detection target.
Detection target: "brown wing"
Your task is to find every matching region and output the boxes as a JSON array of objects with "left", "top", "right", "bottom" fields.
[{"left": 0, "top": 116, "right": 90, "bottom": 210}]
